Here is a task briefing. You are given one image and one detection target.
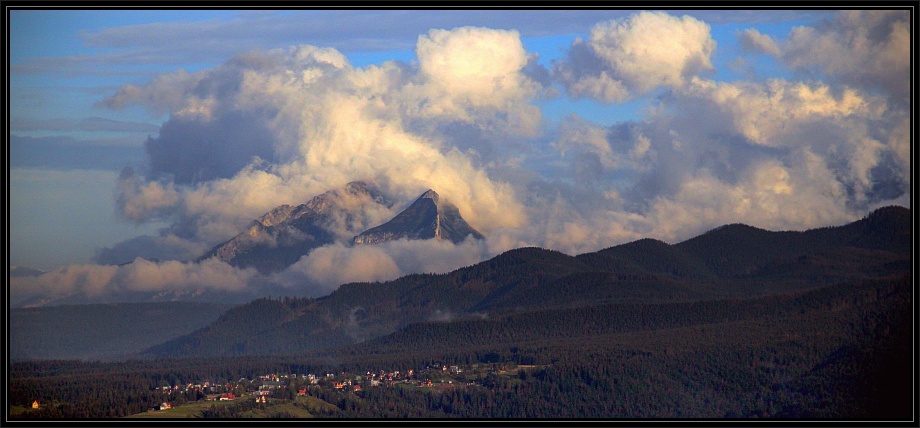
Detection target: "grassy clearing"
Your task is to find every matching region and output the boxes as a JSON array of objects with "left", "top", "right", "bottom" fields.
[
  {"left": 10, "top": 405, "right": 31, "bottom": 417},
  {"left": 126, "top": 399, "right": 234, "bottom": 418},
  {"left": 126, "top": 395, "right": 339, "bottom": 419}
]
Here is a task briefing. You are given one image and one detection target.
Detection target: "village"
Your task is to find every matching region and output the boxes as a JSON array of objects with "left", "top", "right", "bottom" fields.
[{"left": 147, "top": 362, "right": 534, "bottom": 412}]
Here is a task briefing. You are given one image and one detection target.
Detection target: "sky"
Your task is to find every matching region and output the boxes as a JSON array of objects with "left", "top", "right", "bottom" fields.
[{"left": 7, "top": 7, "right": 913, "bottom": 305}]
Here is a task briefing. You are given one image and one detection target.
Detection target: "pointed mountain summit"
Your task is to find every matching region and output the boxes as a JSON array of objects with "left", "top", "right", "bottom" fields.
[
  {"left": 199, "top": 181, "right": 393, "bottom": 273},
  {"left": 353, "top": 189, "right": 484, "bottom": 245}
]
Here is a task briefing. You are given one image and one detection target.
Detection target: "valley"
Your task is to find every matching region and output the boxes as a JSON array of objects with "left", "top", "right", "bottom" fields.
[{"left": 6, "top": 206, "right": 913, "bottom": 420}]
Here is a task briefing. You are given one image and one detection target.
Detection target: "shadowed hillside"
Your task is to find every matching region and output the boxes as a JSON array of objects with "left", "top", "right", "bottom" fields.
[{"left": 142, "top": 206, "right": 910, "bottom": 359}]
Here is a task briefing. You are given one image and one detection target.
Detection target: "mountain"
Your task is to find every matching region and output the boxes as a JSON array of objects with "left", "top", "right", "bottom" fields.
[
  {"left": 353, "top": 189, "right": 484, "bottom": 245},
  {"left": 198, "top": 181, "right": 393, "bottom": 273},
  {"left": 141, "top": 206, "right": 910, "bottom": 359}
]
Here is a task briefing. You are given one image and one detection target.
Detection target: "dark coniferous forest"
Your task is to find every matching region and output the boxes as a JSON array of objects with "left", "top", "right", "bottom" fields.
[{"left": 7, "top": 206, "right": 914, "bottom": 421}]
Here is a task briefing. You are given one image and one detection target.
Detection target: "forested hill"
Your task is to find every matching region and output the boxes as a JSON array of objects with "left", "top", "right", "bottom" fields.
[{"left": 141, "top": 206, "right": 911, "bottom": 359}]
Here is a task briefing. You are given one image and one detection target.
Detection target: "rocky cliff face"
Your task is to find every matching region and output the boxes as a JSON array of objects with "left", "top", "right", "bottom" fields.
[
  {"left": 197, "top": 184, "right": 482, "bottom": 272},
  {"left": 353, "top": 189, "right": 484, "bottom": 245},
  {"left": 199, "top": 181, "right": 393, "bottom": 273}
]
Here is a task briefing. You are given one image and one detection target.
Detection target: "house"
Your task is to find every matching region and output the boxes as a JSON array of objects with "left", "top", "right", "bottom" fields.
[
  {"left": 352, "top": 385, "right": 362, "bottom": 392},
  {"left": 219, "top": 393, "right": 236, "bottom": 401},
  {"left": 333, "top": 382, "right": 345, "bottom": 389},
  {"left": 31, "top": 401, "right": 39, "bottom": 409},
  {"left": 297, "top": 388, "right": 307, "bottom": 396},
  {"left": 260, "top": 381, "right": 285, "bottom": 390},
  {"left": 255, "top": 396, "right": 267, "bottom": 403}
]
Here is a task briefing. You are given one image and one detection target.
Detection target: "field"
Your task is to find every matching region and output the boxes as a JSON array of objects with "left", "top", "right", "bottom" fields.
[{"left": 127, "top": 395, "right": 337, "bottom": 418}]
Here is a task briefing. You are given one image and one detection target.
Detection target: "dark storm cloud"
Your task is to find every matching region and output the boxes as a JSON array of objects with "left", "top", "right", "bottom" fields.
[
  {"left": 144, "top": 111, "right": 277, "bottom": 184},
  {"left": 91, "top": 234, "right": 209, "bottom": 265}
]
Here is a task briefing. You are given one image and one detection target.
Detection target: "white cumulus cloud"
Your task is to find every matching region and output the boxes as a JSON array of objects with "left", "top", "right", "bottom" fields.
[
  {"left": 22, "top": 14, "right": 907, "bottom": 305},
  {"left": 553, "top": 11, "right": 716, "bottom": 101}
]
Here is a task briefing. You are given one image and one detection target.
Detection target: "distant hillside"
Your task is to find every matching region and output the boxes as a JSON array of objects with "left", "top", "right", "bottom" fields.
[
  {"left": 582, "top": 205, "right": 912, "bottom": 280},
  {"left": 10, "top": 302, "right": 233, "bottom": 361},
  {"left": 348, "top": 273, "right": 910, "bottom": 358},
  {"left": 142, "top": 206, "right": 911, "bottom": 359}
]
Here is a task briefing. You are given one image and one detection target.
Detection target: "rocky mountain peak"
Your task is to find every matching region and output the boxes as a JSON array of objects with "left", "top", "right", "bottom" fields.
[
  {"left": 197, "top": 181, "right": 393, "bottom": 273},
  {"left": 418, "top": 189, "right": 439, "bottom": 203},
  {"left": 352, "top": 188, "right": 483, "bottom": 246}
]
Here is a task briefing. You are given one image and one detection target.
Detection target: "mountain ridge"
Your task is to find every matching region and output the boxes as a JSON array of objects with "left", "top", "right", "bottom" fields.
[
  {"left": 140, "top": 205, "right": 910, "bottom": 359},
  {"left": 197, "top": 181, "right": 393, "bottom": 273},
  {"left": 198, "top": 184, "right": 485, "bottom": 273}
]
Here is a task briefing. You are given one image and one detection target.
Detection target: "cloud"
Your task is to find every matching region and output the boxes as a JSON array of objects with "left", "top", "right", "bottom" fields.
[
  {"left": 14, "top": 10, "right": 637, "bottom": 77},
  {"left": 20, "top": 14, "right": 909, "bottom": 304},
  {"left": 516, "top": 66, "right": 908, "bottom": 251},
  {"left": 414, "top": 27, "right": 539, "bottom": 116},
  {"left": 273, "top": 238, "right": 489, "bottom": 292},
  {"left": 401, "top": 26, "right": 545, "bottom": 153},
  {"left": 780, "top": 10, "right": 910, "bottom": 101},
  {"left": 739, "top": 28, "right": 780, "bottom": 56},
  {"left": 116, "top": 168, "right": 180, "bottom": 223},
  {"left": 675, "top": 77, "right": 886, "bottom": 148},
  {"left": 14, "top": 10, "right": 832, "bottom": 79},
  {"left": 143, "top": 112, "right": 278, "bottom": 185},
  {"left": 668, "top": 77, "right": 904, "bottom": 209},
  {"left": 277, "top": 244, "right": 401, "bottom": 292},
  {"left": 115, "top": 258, "right": 256, "bottom": 293},
  {"left": 13, "top": 235, "right": 491, "bottom": 305},
  {"left": 92, "top": 234, "right": 210, "bottom": 265},
  {"left": 10, "top": 258, "right": 259, "bottom": 304},
  {"left": 642, "top": 157, "right": 852, "bottom": 239},
  {"left": 553, "top": 11, "right": 716, "bottom": 101},
  {"left": 107, "top": 30, "right": 531, "bottom": 251},
  {"left": 101, "top": 68, "right": 206, "bottom": 113}
]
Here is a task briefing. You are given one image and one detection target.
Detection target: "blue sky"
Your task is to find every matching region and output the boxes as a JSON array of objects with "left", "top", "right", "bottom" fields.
[{"left": 7, "top": 8, "right": 911, "bottom": 303}]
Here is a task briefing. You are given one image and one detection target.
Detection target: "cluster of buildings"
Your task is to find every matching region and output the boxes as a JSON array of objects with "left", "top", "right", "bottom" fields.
[{"left": 151, "top": 363, "right": 517, "bottom": 410}]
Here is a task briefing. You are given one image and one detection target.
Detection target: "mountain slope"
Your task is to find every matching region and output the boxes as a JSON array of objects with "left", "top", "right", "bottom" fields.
[
  {"left": 353, "top": 189, "right": 484, "bottom": 245},
  {"left": 579, "top": 206, "right": 912, "bottom": 281},
  {"left": 198, "top": 181, "right": 393, "bottom": 273},
  {"left": 142, "top": 206, "right": 911, "bottom": 359}
]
